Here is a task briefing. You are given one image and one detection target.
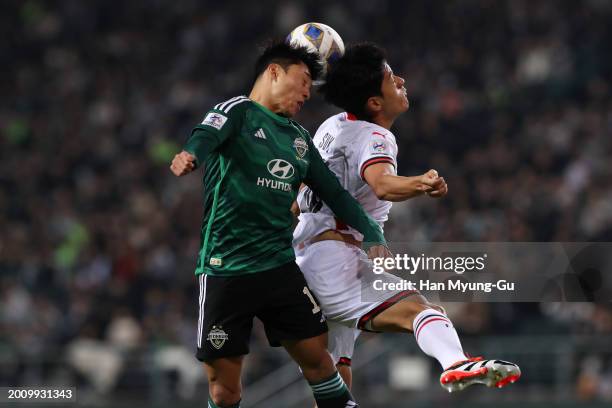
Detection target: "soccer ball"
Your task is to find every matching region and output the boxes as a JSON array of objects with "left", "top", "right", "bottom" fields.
[{"left": 286, "top": 22, "right": 345, "bottom": 77}]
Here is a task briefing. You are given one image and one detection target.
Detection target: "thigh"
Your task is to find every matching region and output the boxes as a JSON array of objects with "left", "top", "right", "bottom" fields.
[
  {"left": 297, "top": 241, "right": 376, "bottom": 326},
  {"left": 328, "top": 320, "right": 361, "bottom": 365},
  {"left": 281, "top": 332, "right": 330, "bottom": 367},
  {"left": 256, "top": 262, "right": 328, "bottom": 347},
  {"left": 196, "top": 273, "right": 255, "bottom": 362}
]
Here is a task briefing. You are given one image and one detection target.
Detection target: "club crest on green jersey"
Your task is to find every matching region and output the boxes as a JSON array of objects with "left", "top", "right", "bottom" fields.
[
  {"left": 293, "top": 137, "right": 308, "bottom": 158},
  {"left": 207, "top": 326, "right": 228, "bottom": 349}
]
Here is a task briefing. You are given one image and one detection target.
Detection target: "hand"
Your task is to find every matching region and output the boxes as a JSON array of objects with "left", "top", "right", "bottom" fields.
[
  {"left": 367, "top": 244, "right": 393, "bottom": 261},
  {"left": 170, "top": 151, "right": 197, "bottom": 176},
  {"left": 427, "top": 176, "right": 448, "bottom": 198},
  {"left": 290, "top": 200, "right": 300, "bottom": 217},
  {"left": 416, "top": 169, "right": 439, "bottom": 193},
  {"left": 418, "top": 169, "right": 447, "bottom": 198}
]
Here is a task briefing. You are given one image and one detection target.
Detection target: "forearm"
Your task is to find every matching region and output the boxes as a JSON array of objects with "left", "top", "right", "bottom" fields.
[
  {"left": 320, "top": 186, "right": 386, "bottom": 247},
  {"left": 372, "top": 174, "right": 426, "bottom": 201},
  {"left": 183, "top": 129, "right": 219, "bottom": 166}
]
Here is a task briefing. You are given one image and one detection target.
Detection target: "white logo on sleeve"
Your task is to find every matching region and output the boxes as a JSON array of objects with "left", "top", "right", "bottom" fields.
[
  {"left": 371, "top": 140, "right": 388, "bottom": 153},
  {"left": 202, "top": 112, "right": 228, "bottom": 130},
  {"left": 254, "top": 128, "right": 267, "bottom": 139}
]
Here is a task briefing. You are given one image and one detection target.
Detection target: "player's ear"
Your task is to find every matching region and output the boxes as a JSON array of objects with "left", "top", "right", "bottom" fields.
[
  {"left": 268, "top": 63, "right": 282, "bottom": 81},
  {"left": 367, "top": 96, "right": 383, "bottom": 114}
]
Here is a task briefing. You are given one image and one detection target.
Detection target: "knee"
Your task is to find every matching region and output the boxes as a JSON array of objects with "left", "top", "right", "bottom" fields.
[
  {"left": 300, "top": 351, "right": 336, "bottom": 381},
  {"left": 209, "top": 381, "right": 241, "bottom": 407},
  {"left": 410, "top": 295, "right": 447, "bottom": 316},
  {"left": 412, "top": 301, "right": 447, "bottom": 319},
  {"left": 427, "top": 302, "right": 446, "bottom": 315},
  {"left": 397, "top": 300, "right": 443, "bottom": 331}
]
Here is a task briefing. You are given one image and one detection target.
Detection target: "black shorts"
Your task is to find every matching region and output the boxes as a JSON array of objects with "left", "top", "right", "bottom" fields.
[{"left": 195, "top": 261, "right": 328, "bottom": 362}]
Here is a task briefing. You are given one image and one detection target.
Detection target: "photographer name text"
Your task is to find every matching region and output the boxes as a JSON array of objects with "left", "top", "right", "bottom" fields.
[{"left": 373, "top": 279, "right": 516, "bottom": 293}]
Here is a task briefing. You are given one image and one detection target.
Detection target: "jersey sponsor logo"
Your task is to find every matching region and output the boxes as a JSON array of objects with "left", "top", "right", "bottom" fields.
[
  {"left": 371, "top": 140, "right": 388, "bottom": 153},
  {"left": 207, "top": 325, "right": 228, "bottom": 349},
  {"left": 209, "top": 257, "right": 222, "bottom": 266},
  {"left": 293, "top": 137, "right": 308, "bottom": 158},
  {"left": 267, "top": 159, "right": 295, "bottom": 180},
  {"left": 256, "top": 177, "right": 292, "bottom": 192},
  {"left": 254, "top": 128, "right": 267, "bottom": 139},
  {"left": 202, "top": 112, "right": 228, "bottom": 130}
]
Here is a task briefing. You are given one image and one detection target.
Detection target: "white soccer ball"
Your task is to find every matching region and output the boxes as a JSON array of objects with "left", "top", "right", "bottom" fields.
[{"left": 286, "top": 22, "right": 345, "bottom": 77}]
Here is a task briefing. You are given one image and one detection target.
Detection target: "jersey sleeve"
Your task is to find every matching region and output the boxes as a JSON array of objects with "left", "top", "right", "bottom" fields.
[
  {"left": 303, "top": 136, "right": 386, "bottom": 248},
  {"left": 357, "top": 130, "right": 397, "bottom": 180},
  {"left": 183, "top": 104, "right": 244, "bottom": 167}
]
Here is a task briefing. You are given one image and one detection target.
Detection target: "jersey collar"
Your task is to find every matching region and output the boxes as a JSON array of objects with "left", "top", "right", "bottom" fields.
[{"left": 251, "top": 100, "right": 291, "bottom": 125}]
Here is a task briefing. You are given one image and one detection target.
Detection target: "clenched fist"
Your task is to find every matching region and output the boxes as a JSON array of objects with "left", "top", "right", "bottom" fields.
[
  {"left": 170, "top": 151, "right": 197, "bottom": 176},
  {"left": 422, "top": 168, "right": 448, "bottom": 198}
]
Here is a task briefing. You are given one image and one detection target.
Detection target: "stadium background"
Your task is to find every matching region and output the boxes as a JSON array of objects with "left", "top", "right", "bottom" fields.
[{"left": 1, "top": 0, "right": 611, "bottom": 407}]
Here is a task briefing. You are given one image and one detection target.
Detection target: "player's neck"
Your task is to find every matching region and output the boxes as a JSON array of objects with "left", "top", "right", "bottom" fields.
[
  {"left": 372, "top": 113, "right": 395, "bottom": 130},
  {"left": 249, "top": 85, "right": 273, "bottom": 111}
]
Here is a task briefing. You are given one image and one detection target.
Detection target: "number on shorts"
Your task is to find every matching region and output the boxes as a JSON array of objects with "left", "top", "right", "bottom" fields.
[{"left": 302, "top": 286, "right": 321, "bottom": 314}]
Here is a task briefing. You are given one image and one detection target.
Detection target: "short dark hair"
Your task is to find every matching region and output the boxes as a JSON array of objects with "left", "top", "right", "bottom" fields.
[
  {"left": 320, "top": 43, "right": 387, "bottom": 121},
  {"left": 253, "top": 41, "right": 323, "bottom": 84}
]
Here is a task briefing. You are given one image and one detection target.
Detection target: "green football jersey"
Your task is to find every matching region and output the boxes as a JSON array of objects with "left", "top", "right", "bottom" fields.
[{"left": 183, "top": 95, "right": 385, "bottom": 276}]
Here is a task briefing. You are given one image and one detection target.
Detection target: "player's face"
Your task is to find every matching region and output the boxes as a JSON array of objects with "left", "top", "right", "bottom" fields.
[
  {"left": 380, "top": 63, "right": 409, "bottom": 116},
  {"left": 271, "top": 62, "right": 312, "bottom": 117}
]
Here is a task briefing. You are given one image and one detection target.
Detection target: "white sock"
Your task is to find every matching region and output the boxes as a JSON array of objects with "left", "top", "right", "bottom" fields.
[{"left": 413, "top": 309, "right": 466, "bottom": 369}]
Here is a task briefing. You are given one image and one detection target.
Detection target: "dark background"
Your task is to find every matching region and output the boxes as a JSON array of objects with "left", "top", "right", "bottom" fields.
[{"left": 1, "top": 1, "right": 611, "bottom": 406}]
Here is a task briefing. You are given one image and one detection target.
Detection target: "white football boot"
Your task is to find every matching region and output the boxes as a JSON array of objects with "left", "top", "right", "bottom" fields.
[{"left": 440, "top": 357, "right": 521, "bottom": 392}]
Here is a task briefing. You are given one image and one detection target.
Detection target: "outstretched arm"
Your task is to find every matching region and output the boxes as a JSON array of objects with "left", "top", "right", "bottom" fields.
[
  {"left": 363, "top": 165, "right": 448, "bottom": 201},
  {"left": 170, "top": 107, "right": 241, "bottom": 176}
]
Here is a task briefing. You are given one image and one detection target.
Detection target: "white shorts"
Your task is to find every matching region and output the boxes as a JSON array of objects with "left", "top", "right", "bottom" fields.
[
  {"left": 327, "top": 321, "right": 361, "bottom": 365},
  {"left": 295, "top": 240, "right": 418, "bottom": 362}
]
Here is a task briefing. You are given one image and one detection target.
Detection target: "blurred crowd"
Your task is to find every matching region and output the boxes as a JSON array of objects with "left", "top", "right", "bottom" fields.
[{"left": 1, "top": 0, "right": 612, "bottom": 404}]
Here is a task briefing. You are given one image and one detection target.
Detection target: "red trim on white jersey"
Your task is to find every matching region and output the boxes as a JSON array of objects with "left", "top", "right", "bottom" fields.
[{"left": 359, "top": 156, "right": 395, "bottom": 180}]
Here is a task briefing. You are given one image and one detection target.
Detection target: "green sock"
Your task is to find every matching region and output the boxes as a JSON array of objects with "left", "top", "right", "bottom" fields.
[
  {"left": 208, "top": 396, "right": 240, "bottom": 408},
  {"left": 309, "top": 371, "right": 358, "bottom": 407}
]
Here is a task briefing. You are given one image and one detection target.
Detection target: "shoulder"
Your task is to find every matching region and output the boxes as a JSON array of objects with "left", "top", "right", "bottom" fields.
[
  {"left": 370, "top": 123, "right": 396, "bottom": 143},
  {"left": 322, "top": 112, "right": 346, "bottom": 128},
  {"left": 199, "top": 96, "right": 250, "bottom": 131},
  {"left": 313, "top": 112, "right": 348, "bottom": 142},
  {"left": 354, "top": 122, "right": 397, "bottom": 149},
  {"left": 211, "top": 95, "right": 251, "bottom": 115}
]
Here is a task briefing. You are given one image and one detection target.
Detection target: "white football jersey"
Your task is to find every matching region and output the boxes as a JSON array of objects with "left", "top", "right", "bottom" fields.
[{"left": 294, "top": 112, "right": 398, "bottom": 244}]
